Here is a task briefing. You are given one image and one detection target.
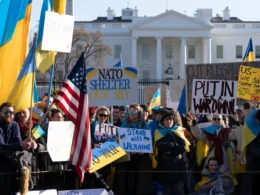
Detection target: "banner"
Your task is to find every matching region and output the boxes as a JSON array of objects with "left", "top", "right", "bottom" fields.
[
  {"left": 86, "top": 67, "right": 137, "bottom": 106},
  {"left": 90, "top": 141, "right": 126, "bottom": 173},
  {"left": 237, "top": 65, "right": 260, "bottom": 102},
  {"left": 95, "top": 123, "right": 117, "bottom": 142},
  {"left": 191, "top": 79, "right": 237, "bottom": 114},
  {"left": 17, "top": 190, "right": 57, "bottom": 195},
  {"left": 42, "top": 11, "right": 74, "bottom": 53},
  {"left": 47, "top": 121, "right": 75, "bottom": 162},
  {"left": 185, "top": 61, "right": 260, "bottom": 109},
  {"left": 58, "top": 189, "right": 108, "bottom": 195},
  {"left": 118, "top": 128, "right": 153, "bottom": 153}
]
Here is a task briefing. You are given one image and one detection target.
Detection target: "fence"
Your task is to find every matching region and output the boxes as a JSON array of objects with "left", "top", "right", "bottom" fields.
[{"left": 36, "top": 79, "right": 170, "bottom": 104}]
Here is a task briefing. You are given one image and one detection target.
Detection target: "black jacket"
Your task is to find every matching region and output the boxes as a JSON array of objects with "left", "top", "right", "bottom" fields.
[{"left": 156, "top": 132, "right": 187, "bottom": 183}]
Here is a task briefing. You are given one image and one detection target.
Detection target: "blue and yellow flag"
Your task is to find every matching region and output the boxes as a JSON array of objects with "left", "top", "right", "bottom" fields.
[
  {"left": 113, "top": 59, "right": 123, "bottom": 67},
  {"left": 148, "top": 87, "right": 161, "bottom": 113},
  {"left": 7, "top": 38, "right": 36, "bottom": 112},
  {"left": 0, "top": 0, "right": 32, "bottom": 104},
  {"left": 36, "top": 0, "right": 67, "bottom": 74},
  {"left": 177, "top": 85, "right": 186, "bottom": 115},
  {"left": 32, "top": 125, "right": 46, "bottom": 139},
  {"left": 243, "top": 38, "right": 255, "bottom": 62},
  {"left": 242, "top": 109, "right": 260, "bottom": 151}
]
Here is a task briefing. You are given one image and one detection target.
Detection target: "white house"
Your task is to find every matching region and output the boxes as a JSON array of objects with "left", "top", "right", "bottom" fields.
[{"left": 75, "top": 7, "right": 260, "bottom": 81}]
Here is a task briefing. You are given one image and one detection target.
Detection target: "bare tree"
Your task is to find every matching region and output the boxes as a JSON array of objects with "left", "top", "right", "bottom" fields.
[{"left": 55, "top": 28, "right": 112, "bottom": 81}]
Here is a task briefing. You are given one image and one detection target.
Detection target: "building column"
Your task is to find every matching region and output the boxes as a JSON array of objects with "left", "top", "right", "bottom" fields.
[
  {"left": 179, "top": 37, "right": 187, "bottom": 80},
  {"left": 156, "top": 37, "right": 162, "bottom": 80},
  {"left": 202, "top": 36, "right": 212, "bottom": 63},
  {"left": 132, "top": 37, "right": 138, "bottom": 67}
]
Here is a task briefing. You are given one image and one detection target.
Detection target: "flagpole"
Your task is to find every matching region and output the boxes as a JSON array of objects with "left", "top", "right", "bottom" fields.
[{"left": 29, "top": 33, "right": 37, "bottom": 138}]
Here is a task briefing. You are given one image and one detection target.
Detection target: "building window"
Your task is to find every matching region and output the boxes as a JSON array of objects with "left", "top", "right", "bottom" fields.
[
  {"left": 166, "top": 45, "right": 173, "bottom": 59},
  {"left": 188, "top": 45, "right": 195, "bottom": 59},
  {"left": 114, "top": 45, "right": 121, "bottom": 59},
  {"left": 233, "top": 24, "right": 246, "bottom": 28},
  {"left": 216, "top": 45, "right": 223, "bottom": 59},
  {"left": 142, "top": 70, "right": 150, "bottom": 79},
  {"left": 236, "top": 45, "right": 243, "bottom": 59},
  {"left": 256, "top": 46, "right": 260, "bottom": 58},
  {"left": 142, "top": 45, "right": 150, "bottom": 59}
]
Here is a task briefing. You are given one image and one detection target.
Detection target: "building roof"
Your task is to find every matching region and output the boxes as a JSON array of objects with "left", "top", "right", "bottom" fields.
[
  {"left": 75, "top": 17, "right": 132, "bottom": 24},
  {"left": 211, "top": 16, "right": 260, "bottom": 23}
]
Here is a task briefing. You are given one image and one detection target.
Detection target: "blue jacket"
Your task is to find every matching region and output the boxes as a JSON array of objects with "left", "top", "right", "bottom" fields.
[
  {"left": 0, "top": 121, "right": 22, "bottom": 150},
  {"left": 121, "top": 120, "right": 150, "bottom": 129}
]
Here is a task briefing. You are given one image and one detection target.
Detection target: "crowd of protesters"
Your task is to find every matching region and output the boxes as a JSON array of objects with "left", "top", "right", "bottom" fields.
[{"left": 0, "top": 93, "right": 260, "bottom": 195}]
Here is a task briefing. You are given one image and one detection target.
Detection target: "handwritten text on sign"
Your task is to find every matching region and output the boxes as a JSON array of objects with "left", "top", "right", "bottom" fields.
[
  {"left": 90, "top": 141, "right": 126, "bottom": 173},
  {"left": 191, "top": 79, "right": 238, "bottom": 114},
  {"left": 118, "top": 128, "right": 153, "bottom": 153},
  {"left": 237, "top": 66, "right": 260, "bottom": 102},
  {"left": 86, "top": 68, "right": 137, "bottom": 106},
  {"left": 95, "top": 123, "right": 117, "bottom": 142}
]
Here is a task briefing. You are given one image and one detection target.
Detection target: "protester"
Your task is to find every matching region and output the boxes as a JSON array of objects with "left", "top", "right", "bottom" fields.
[
  {"left": 114, "top": 104, "right": 153, "bottom": 195},
  {"left": 112, "top": 106, "right": 122, "bottom": 126},
  {"left": 140, "top": 104, "right": 152, "bottom": 123},
  {"left": 49, "top": 108, "right": 64, "bottom": 121},
  {"left": 119, "top": 106, "right": 126, "bottom": 122},
  {"left": 89, "top": 106, "right": 97, "bottom": 123},
  {"left": 194, "top": 157, "right": 237, "bottom": 194},
  {"left": 35, "top": 93, "right": 56, "bottom": 113},
  {"left": 152, "top": 111, "right": 190, "bottom": 195}
]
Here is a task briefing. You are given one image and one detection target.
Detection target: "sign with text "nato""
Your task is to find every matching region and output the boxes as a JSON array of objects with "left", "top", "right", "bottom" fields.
[{"left": 86, "top": 67, "right": 137, "bottom": 106}]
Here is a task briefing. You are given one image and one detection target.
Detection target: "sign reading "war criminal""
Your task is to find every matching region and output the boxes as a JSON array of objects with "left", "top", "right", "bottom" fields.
[{"left": 86, "top": 67, "right": 137, "bottom": 106}]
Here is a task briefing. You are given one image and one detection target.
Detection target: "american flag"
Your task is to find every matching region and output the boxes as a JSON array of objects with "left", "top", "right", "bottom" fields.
[{"left": 54, "top": 52, "right": 92, "bottom": 182}]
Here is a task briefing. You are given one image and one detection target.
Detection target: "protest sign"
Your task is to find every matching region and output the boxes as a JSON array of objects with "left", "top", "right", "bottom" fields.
[
  {"left": 17, "top": 190, "right": 57, "bottom": 195},
  {"left": 237, "top": 65, "right": 260, "bottom": 102},
  {"left": 58, "top": 189, "right": 108, "bottom": 195},
  {"left": 191, "top": 79, "right": 237, "bottom": 114},
  {"left": 90, "top": 141, "right": 126, "bottom": 173},
  {"left": 86, "top": 67, "right": 137, "bottom": 106},
  {"left": 186, "top": 61, "right": 260, "bottom": 109},
  {"left": 95, "top": 123, "right": 117, "bottom": 142},
  {"left": 42, "top": 11, "right": 74, "bottom": 53},
  {"left": 118, "top": 128, "right": 153, "bottom": 153},
  {"left": 47, "top": 121, "right": 75, "bottom": 162}
]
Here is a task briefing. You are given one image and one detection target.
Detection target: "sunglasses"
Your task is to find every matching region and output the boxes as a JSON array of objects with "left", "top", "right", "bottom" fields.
[
  {"left": 99, "top": 114, "right": 108, "bottom": 118},
  {"left": 129, "top": 111, "right": 138, "bottom": 115},
  {"left": 1, "top": 110, "right": 14, "bottom": 116},
  {"left": 213, "top": 118, "right": 221, "bottom": 121}
]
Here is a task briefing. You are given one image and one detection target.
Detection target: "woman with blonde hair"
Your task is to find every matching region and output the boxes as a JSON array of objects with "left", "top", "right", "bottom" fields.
[{"left": 114, "top": 104, "right": 152, "bottom": 195}]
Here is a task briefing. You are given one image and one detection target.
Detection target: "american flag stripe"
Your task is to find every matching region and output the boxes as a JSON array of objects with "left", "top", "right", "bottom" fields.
[
  {"left": 55, "top": 95, "right": 77, "bottom": 120},
  {"left": 59, "top": 81, "right": 80, "bottom": 106}
]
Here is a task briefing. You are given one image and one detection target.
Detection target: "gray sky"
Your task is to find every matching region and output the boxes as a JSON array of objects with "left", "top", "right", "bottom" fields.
[{"left": 30, "top": 0, "right": 260, "bottom": 31}]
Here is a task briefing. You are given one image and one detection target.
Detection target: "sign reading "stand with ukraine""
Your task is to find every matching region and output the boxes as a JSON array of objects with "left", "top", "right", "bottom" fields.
[
  {"left": 89, "top": 140, "right": 126, "bottom": 173},
  {"left": 86, "top": 67, "right": 137, "bottom": 106}
]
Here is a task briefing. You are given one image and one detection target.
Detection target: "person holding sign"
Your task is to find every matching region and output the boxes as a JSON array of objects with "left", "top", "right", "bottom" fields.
[
  {"left": 114, "top": 104, "right": 152, "bottom": 195},
  {"left": 152, "top": 111, "right": 190, "bottom": 195}
]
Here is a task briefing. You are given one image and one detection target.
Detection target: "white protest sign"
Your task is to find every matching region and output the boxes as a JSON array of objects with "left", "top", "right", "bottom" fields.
[
  {"left": 42, "top": 11, "right": 74, "bottom": 53},
  {"left": 47, "top": 121, "right": 75, "bottom": 162},
  {"left": 17, "top": 190, "right": 57, "bottom": 195},
  {"left": 118, "top": 128, "right": 153, "bottom": 153},
  {"left": 191, "top": 79, "right": 237, "bottom": 115},
  {"left": 95, "top": 123, "right": 117, "bottom": 142},
  {"left": 58, "top": 189, "right": 108, "bottom": 195},
  {"left": 198, "top": 122, "right": 212, "bottom": 129},
  {"left": 86, "top": 67, "right": 137, "bottom": 106}
]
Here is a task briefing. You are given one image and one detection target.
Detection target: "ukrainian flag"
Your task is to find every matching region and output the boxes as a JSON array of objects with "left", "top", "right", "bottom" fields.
[
  {"left": 32, "top": 125, "right": 46, "bottom": 139},
  {"left": 243, "top": 38, "right": 255, "bottom": 62},
  {"left": 148, "top": 87, "right": 161, "bottom": 113},
  {"left": 7, "top": 38, "right": 36, "bottom": 113},
  {"left": 113, "top": 59, "right": 123, "bottom": 67},
  {"left": 242, "top": 109, "right": 260, "bottom": 151},
  {"left": 0, "top": 0, "right": 32, "bottom": 104},
  {"left": 36, "top": 0, "right": 67, "bottom": 74}
]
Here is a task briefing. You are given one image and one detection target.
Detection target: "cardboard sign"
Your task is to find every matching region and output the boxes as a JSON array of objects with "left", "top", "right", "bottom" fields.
[
  {"left": 47, "top": 121, "right": 75, "bottom": 162},
  {"left": 191, "top": 79, "right": 237, "bottom": 114},
  {"left": 86, "top": 67, "right": 137, "bottom": 106},
  {"left": 95, "top": 123, "right": 117, "bottom": 142},
  {"left": 90, "top": 141, "right": 126, "bottom": 173},
  {"left": 186, "top": 61, "right": 260, "bottom": 109},
  {"left": 118, "top": 128, "right": 153, "bottom": 153},
  {"left": 58, "top": 189, "right": 108, "bottom": 195},
  {"left": 17, "top": 190, "right": 57, "bottom": 195},
  {"left": 237, "top": 65, "right": 260, "bottom": 102},
  {"left": 42, "top": 11, "right": 74, "bottom": 53}
]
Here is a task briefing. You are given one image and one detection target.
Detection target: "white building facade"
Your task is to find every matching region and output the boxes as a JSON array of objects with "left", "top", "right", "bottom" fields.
[{"left": 75, "top": 7, "right": 260, "bottom": 80}]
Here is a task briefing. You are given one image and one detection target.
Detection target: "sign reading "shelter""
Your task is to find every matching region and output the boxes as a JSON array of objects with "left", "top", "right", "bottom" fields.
[{"left": 86, "top": 67, "right": 137, "bottom": 106}]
